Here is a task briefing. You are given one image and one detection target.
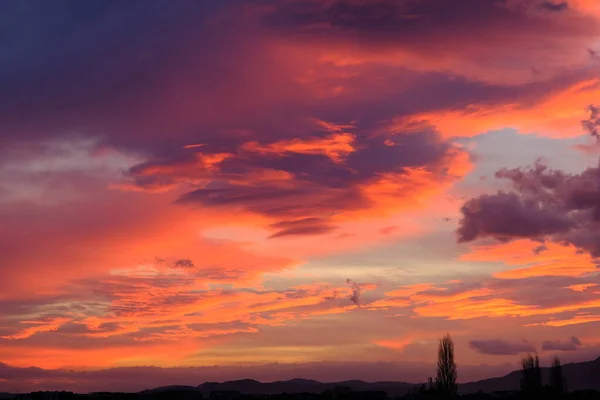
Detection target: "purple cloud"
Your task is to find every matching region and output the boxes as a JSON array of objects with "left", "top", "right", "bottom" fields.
[
  {"left": 346, "top": 279, "right": 361, "bottom": 306},
  {"left": 540, "top": 1, "right": 569, "bottom": 12},
  {"left": 469, "top": 339, "right": 536, "bottom": 355},
  {"left": 457, "top": 191, "right": 573, "bottom": 242},
  {"left": 269, "top": 218, "right": 337, "bottom": 239},
  {"left": 542, "top": 336, "right": 582, "bottom": 351},
  {"left": 457, "top": 159, "right": 600, "bottom": 257},
  {"left": 582, "top": 105, "right": 600, "bottom": 139},
  {"left": 257, "top": 0, "right": 599, "bottom": 84}
]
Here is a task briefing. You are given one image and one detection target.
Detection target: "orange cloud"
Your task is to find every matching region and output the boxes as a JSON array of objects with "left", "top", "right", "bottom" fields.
[
  {"left": 403, "top": 79, "right": 600, "bottom": 138},
  {"left": 133, "top": 327, "right": 260, "bottom": 342},
  {"left": 2, "top": 276, "right": 365, "bottom": 347},
  {"left": 242, "top": 131, "right": 356, "bottom": 163},
  {"left": 528, "top": 314, "right": 600, "bottom": 327},
  {"left": 413, "top": 289, "right": 600, "bottom": 320},
  {"left": 263, "top": 0, "right": 600, "bottom": 88},
  {"left": 570, "top": 0, "right": 600, "bottom": 17},
  {"left": 414, "top": 297, "right": 535, "bottom": 320},
  {"left": 0, "top": 274, "right": 370, "bottom": 370},
  {"left": 567, "top": 283, "right": 598, "bottom": 292},
  {"left": 0, "top": 338, "right": 210, "bottom": 370},
  {"left": 373, "top": 335, "right": 415, "bottom": 351},
  {"left": 342, "top": 147, "right": 473, "bottom": 221},
  {"left": 1, "top": 317, "right": 71, "bottom": 340},
  {"left": 369, "top": 276, "right": 600, "bottom": 323},
  {"left": 460, "top": 239, "right": 597, "bottom": 279}
]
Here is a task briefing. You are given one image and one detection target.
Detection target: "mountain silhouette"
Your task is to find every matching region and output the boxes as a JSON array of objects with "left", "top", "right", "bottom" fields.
[
  {"left": 141, "top": 386, "right": 200, "bottom": 394},
  {"left": 157, "top": 356, "right": 600, "bottom": 396},
  {"left": 460, "top": 356, "right": 600, "bottom": 394},
  {"left": 196, "top": 379, "right": 414, "bottom": 396}
]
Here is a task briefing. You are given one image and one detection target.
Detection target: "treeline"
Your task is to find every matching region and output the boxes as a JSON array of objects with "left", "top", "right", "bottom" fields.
[{"left": 406, "top": 333, "right": 596, "bottom": 399}]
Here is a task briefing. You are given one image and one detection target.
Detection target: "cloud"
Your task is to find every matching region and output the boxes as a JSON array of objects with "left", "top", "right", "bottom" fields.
[
  {"left": 457, "top": 159, "right": 600, "bottom": 257},
  {"left": 257, "top": 0, "right": 600, "bottom": 84},
  {"left": 242, "top": 131, "right": 357, "bottom": 163},
  {"left": 567, "top": 283, "right": 598, "bottom": 291},
  {"left": 269, "top": 218, "right": 337, "bottom": 239},
  {"left": 0, "top": 270, "right": 368, "bottom": 360},
  {"left": 460, "top": 239, "right": 597, "bottom": 279},
  {"left": 541, "top": 1, "right": 569, "bottom": 12},
  {"left": 166, "top": 127, "right": 467, "bottom": 229},
  {"left": 457, "top": 192, "right": 573, "bottom": 242},
  {"left": 531, "top": 314, "right": 600, "bottom": 327},
  {"left": 469, "top": 339, "right": 536, "bottom": 355},
  {"left": 542, "top": 336, "right": 583, "bottom": 351},
  {"left": 173, "top": 259, "right": 195, "bottom": 268},
  {"left": 0, "top": 184, "right": 298, "bottom": 297},
  {"left": 346, "top": 279, "right": 361, "bottom": 306},
  {"left": 405, "top": 79, "right": 600, "bottom": 139},
  {"left": 373, "top": 336, "right": 415, "bottom": 351},
  {"left": 582, "top": 105, "right": 600, "bottom": 139},
  {"left": 368, "top": 275, "right": 600, "bottom": 324}
]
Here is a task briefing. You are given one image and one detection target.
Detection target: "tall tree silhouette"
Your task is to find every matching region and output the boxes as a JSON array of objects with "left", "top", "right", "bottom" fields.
[
  {"left": 520, "top": 353, "right": 542, "bottom": 393},
  {"left": 436, "top": 333, "right": 457, "bottom": 396},
  {"left": 550, "top": 356, "right": 567, "bottom": 394}
]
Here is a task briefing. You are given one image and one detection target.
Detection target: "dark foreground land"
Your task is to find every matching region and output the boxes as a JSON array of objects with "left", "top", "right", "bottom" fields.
[
  {"left": 7, "top": 387, "right": 600, "bottom": 400},
  {"left": 6, "top": 356, "right": 600, "bottom": 400}
]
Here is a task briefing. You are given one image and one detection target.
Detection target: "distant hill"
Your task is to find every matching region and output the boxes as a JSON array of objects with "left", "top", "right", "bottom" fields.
[
  {"left": 141, "top": 385, "right": 200, "bottom": 394},
  {"left": 197, "top": 379, "right": 414, "bottom": 397},
  {"left": 460, "top": 356, "right": 600, "bottom": 394},
  {"left": 138, "top": 356, "right": 600, "bottom": 396}
]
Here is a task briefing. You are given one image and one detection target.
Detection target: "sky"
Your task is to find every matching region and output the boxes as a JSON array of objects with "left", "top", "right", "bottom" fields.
[{"left": 1, "top": 0, "right": 600, "bottom": 393}]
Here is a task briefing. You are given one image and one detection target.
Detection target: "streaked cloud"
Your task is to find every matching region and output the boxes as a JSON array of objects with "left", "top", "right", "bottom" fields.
[
  {"left": 469, "top": 339, "right": 536, "bottom": 356},
  {"left": 542, "top": 336, "right": 582, "bottom": 351}
]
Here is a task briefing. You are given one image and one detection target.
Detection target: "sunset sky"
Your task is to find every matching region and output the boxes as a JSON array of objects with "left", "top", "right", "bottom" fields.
[{"left": 2, "top": 0, "right": 600, "bottom": 392}]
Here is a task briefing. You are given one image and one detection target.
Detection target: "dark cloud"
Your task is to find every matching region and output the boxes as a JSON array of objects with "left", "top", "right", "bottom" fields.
[
  {"left": 469, "top": 339, "right": 536, "bottom": 355},
  {"left": 0, "top": 0, "right": 305, "bottom": 154},
  {"left": 457, "top": 160, "right": 600, "bottom": 257},
  {"left": 346, "top": 279, "right": 361, "bottom": 306},
  {"left": 155, "top": 257, "right": 196, "bottom": 269},
  {"left": 176, "top": 182, "right": 369, "bottom": 219},
  {"left": 1, "top": 0, "right": 594, "bottom": 155},
  {"left": 257, "top": 0, "right": 598, "bottom": 82},
  {"left": 457, "top": 192, "right": 573, "bottom": 242},
  {"left": 542, "top": 336, "right": 582, "bottom": 351},
  {"left": 168, "top": 127, "right": 461, "bottom": 224},
  {"left": 582, "top": 105, "right": 600, "bottom": 139},
  {"left": 1, "top": 0, "right": 595, "bottom": 245},
  {"left": 269, "top": 218, "right": 336, "bottom": 239},
  {"left": 260, "top": 0, "right": 587, "bottom": 41},
  {"left": 173, "top": 259, "right": 195, "bottom": 268},
  {"left": 540, "top": 1, "right": 569, "bottom": 12}
]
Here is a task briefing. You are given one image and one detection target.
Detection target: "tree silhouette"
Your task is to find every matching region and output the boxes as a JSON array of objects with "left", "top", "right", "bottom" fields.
[
  {"left": 435, "top": 333, "right": 457, "bottom": 397},
  {"left": 520, "top": 353, "right": 542, "bottom": 393},
  {"left": 550, "top": 356, "right": 567, "bottom": 394}
]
